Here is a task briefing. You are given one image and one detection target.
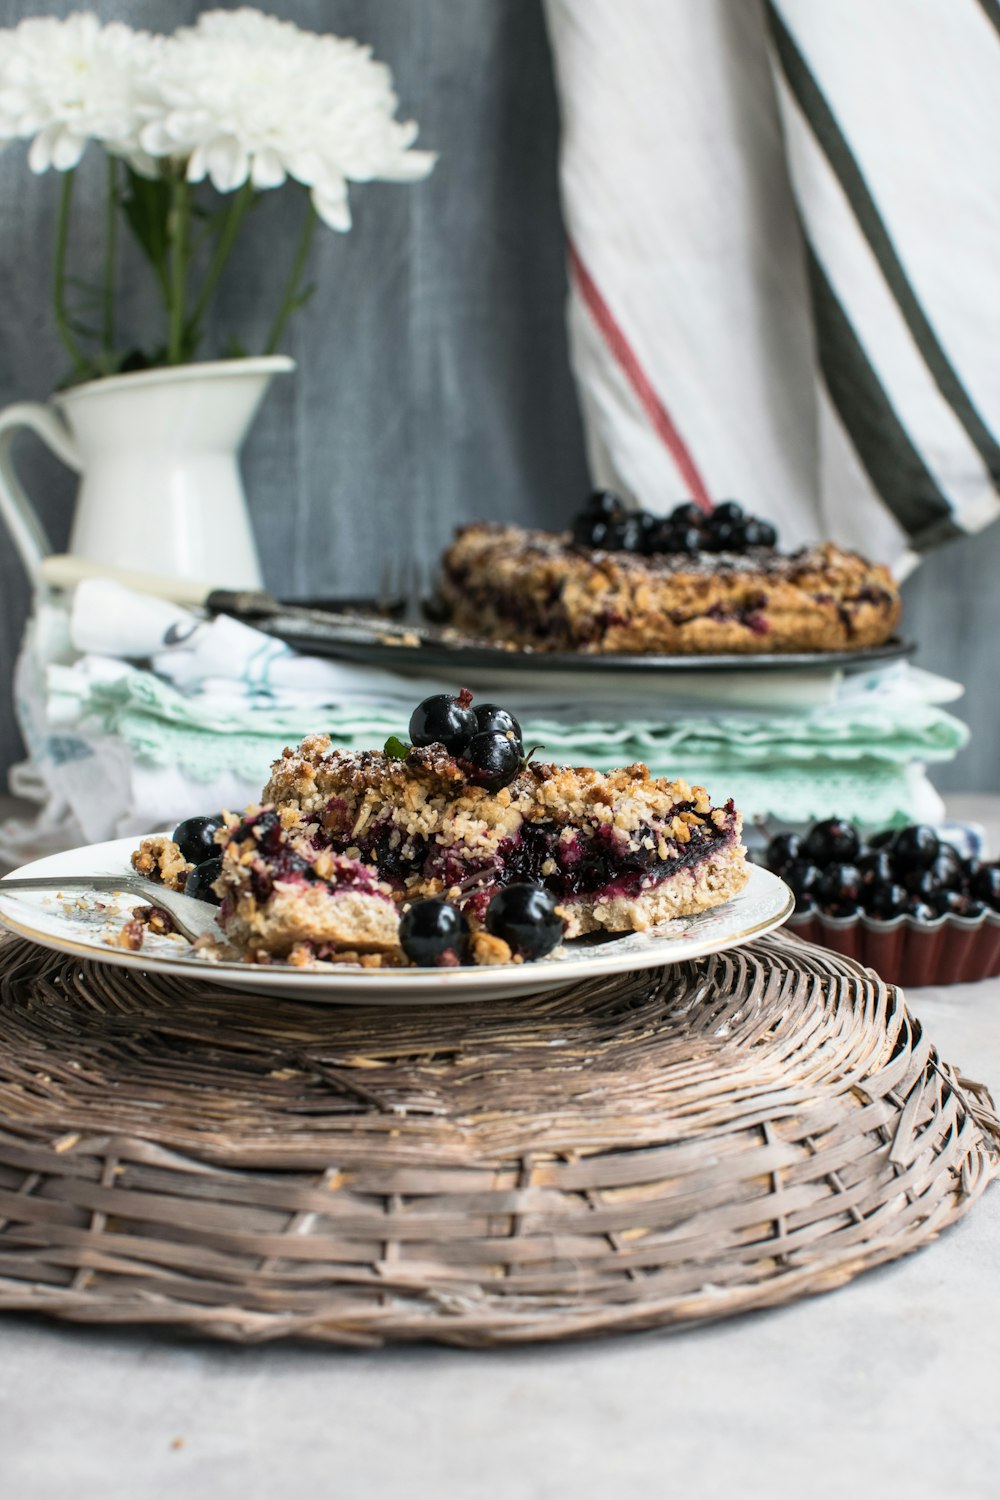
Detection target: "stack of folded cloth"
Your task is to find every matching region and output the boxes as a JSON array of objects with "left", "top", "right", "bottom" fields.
[{"left": 0, "top": 579, "right": 969, "bottom": 865}]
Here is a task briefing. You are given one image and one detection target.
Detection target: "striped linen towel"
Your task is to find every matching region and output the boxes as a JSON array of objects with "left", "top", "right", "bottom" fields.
[{"left": 543, "top": 0, "right": 1000, "bottom": 573}]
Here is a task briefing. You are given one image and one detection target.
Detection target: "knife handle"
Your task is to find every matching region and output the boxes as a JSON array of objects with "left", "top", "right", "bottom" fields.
[
  {"left": 203, "top": 588, "right": 283, "bottom": 619},
  {"left": 37, "top": 553, "right": 217, "bottom": 606}
]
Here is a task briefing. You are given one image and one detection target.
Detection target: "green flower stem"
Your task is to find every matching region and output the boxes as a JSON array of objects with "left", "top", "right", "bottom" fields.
[
  {"left": 189, "top": 179, "right": 254, "bottom": 337},
  {"left": 102, "top": 155, "right": 118, "bottom": 363},
  {"left": 52, "top": 171, "right": 88, "bottom": 377},
  {"left": 166, "top": 171, "right": 191, "bottom": 365},
  {"left": 102, "top": 155, "right": 118, "bottom": 359},
  {"left": 264, "top": 193, "right": 317, "bottom": 355}
]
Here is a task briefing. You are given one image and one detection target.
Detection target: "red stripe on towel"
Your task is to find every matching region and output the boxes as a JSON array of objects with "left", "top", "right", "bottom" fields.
[{"left": 567, "top": 238, "right": 713, "bottom": 514}]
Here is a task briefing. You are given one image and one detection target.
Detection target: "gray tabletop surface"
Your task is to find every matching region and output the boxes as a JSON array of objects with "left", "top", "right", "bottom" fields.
[{"left": 1, "top": 796, "right": 998, "bottom": 1500}]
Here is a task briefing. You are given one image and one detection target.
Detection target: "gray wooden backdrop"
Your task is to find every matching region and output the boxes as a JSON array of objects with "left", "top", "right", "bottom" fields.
[{"left": 0, "top": 0, "right": 996, "bottom": 794}]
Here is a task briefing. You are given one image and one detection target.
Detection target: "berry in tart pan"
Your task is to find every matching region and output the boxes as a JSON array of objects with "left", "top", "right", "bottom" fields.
[{"left": 761, "top": 819, "right": 1000, "bottom": 986}]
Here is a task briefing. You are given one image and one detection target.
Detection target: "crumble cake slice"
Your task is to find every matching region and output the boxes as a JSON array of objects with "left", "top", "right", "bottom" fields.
[
  {"left": 214, "top": 807, "right": 401, "bottom": 962},
  {"left": 439, "top": 523, "right": 901, "bottom": 654},
  {"left": 251, "top": 734, "right": 748, "bottom": 941}
]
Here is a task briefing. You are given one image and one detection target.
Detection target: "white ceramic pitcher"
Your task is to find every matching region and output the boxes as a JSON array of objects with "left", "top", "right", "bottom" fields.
[{"left": 0, "top": 355, "right": 294, "bottom": 589}]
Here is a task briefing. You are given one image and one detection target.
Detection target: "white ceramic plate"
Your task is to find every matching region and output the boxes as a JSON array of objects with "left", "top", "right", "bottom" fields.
[{"left": 0, "top": 837, "right": 792, "bottom": 1006}]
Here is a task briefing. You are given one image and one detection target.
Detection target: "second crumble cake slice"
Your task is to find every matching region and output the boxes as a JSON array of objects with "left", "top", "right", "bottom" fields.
[{"left": 214, "top": 806, "right": 401, "bottom": 963}]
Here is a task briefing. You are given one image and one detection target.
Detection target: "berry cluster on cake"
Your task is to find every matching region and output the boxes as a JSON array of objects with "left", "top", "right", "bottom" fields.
[
  {"left": 438, "top": 493, "right": 901, "bottom": 655},
  {"left": 133, "top": 689, "right": 749, "bottom": 968}
]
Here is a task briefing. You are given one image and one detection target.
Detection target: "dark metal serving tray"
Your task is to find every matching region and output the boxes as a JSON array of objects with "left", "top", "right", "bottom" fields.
[
  {"left": 203, "top": 588, "right": 914, "bottom": 676},
  {"left": 255, "top": 619, "right": 914, "bottom": 676}
]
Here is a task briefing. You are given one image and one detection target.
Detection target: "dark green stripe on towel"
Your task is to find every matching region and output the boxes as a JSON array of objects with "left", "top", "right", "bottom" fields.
[
  {"left": 804, "top": 242, "right": 961, "bottom": 550},
  {"left": 766, "top": 1, "right": 1000, "bottom": 491}
]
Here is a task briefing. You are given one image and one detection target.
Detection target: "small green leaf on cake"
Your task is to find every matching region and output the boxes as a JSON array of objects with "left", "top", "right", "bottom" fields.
[{"left": 384, "top": 735, "right": 411, "bottom": 760}]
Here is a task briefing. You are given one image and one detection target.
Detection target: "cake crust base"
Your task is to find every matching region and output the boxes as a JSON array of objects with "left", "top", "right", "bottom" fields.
[
  {"left": 220, "top": 884, "right": 401, "bottom": 961},
  {"left": 560, "top": 850, "right": 750, "bottom": 938}
]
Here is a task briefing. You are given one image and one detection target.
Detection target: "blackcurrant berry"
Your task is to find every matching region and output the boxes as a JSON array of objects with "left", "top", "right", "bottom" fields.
[
  {"left": 971, "top": 864, "right": 1000, "bottom": 910},
  {"left": 672, "top": 525, "right": 704, "bottom": 555},
  {"left": 892, "top": 824, "right": 940, "bottom": 871},
  {"left": 474, "top": 704, "right": 522, "bottom": 742},
  {"left": 765, "top": 831, "right": 802, "bottom": 870},
  {"left": 815, "top": 863, "right": 863, "bottom": 907},
  {"left": 704, "top": 518, "right": 740, "bottom": 553},
  {"left": 932, "top": 889, "right": 968, "bottom": 918},
  {"left": 647, "top": 521, "right": 702, "bottom": 555},
  {"left": 485, "top": 884, "right": 565, "bottom": 961},
  {"left": 727, "top": 519, "right": 752, "bottom": 552},
  {"left": 584, "top": 489, "right": 628, "bottom": 521},
  {"left": 745, "top": 518, "right": 777, "bottom": 548},
  {"left": 604, "top": 516, "right": 645, "bottom": 552},
  {"left": 462, "top": 730, "right": 522, "bottom": 791},
  {"left": 804, "top": 818, "right": 860, "bottom": 866},
  {"left": 641, "top": 519, "right": 671, "bottom": 554},
  {"left": 399, "top": 899, "right": 470, "bottom": 967},
  {"left": 408, "top": 691, "right": 477, "bottom": 754},
  {"left": 863, "top": 880, "right": 909, "bottom": 919},
  {"left": 572, "top": 514, "right": 613, "bottom": 548},
  {"left": 184, "top": 857, "right": 223, "bottom": 905},
  {"left": 713, "top": 500, "right": 745, "bottom": 524},
  {"left": 172, "top": 814, "right": 224, "bottom": 866},
  {"left": 670, "top": 501, "right": 705, "bottom": 527},
  {"left": 783, "top": 860, "right": 822, "bottom": 905},
  {"left": 636, "top": 512, "right": 660, "bottom": 546},
  {"left": 901, "top": 868, "right": 941, "bottom": 902},
  {"left": 857, "top": 850, "right": 894, "bottom": 886},
  {"left": 929, "top": 845, "right": 963, "bottom": 889}
]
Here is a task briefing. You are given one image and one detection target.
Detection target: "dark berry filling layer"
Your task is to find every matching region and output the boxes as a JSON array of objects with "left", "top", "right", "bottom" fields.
[
  {"left": 494, "top": 812, "right": 736, "bottom": 901},
  {"left": 314, "top": 800, "right": 737, "bottom": 911}
]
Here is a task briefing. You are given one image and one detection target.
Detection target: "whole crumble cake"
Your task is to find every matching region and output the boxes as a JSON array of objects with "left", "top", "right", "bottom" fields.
[
  {"left": 211, "top": 733, "right": 749, "bottom": 956},
  {"left": 439, "top": 523, "right": 901, "bottom": 654}
]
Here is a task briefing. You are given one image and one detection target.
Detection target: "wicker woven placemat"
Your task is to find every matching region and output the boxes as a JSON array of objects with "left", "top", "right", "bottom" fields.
[{"left": 0, "top": 931, "right": 996, "bottom": 1347}]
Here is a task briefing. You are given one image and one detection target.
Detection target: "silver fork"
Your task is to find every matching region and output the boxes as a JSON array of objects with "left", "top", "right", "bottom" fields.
[
  {"left": 377, "top": 555, "right": 432, "bottom": 626},
  {"left": 0, "top": 875, "right": 222, "bottom": 944}
]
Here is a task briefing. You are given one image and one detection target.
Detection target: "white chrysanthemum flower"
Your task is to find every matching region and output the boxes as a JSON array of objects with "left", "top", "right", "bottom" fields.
[
  {"left": 0, "top": 11, "right": 160, "bottom": 173},
  {"left": 139, "top": 8, "right": 435, "bottom": 230}
]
